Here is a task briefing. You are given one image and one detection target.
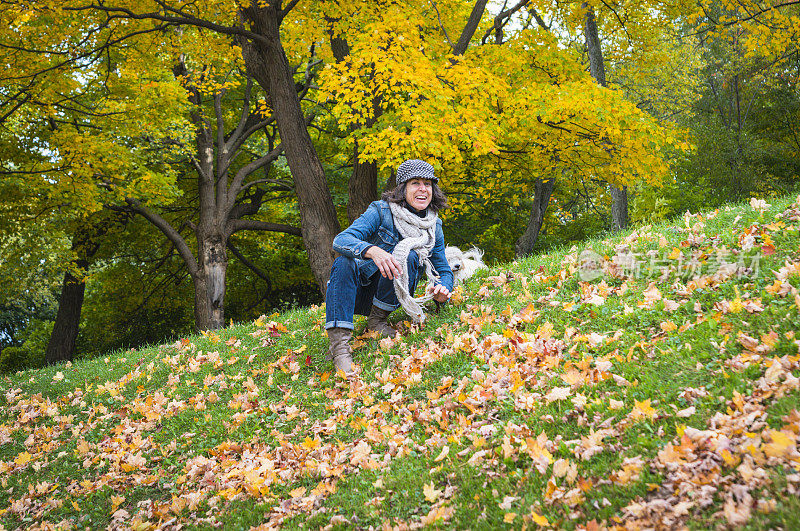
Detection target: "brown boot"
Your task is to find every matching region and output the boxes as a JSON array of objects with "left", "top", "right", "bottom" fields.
[
  {"left": 326, "top": 327, "right": 354, "bottom": 375},
  {"left": 367, "top": 305, "right": 397, "bottom": 338}
]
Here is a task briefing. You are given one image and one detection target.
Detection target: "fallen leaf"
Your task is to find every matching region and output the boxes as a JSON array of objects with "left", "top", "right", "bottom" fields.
[
  {"left": 609, "top": 399, "right": 624, "bottom": 410},
  {"left": 530, "top": 510, "right": 549, "bottom": 526},
  {"left": 545, "top": 386, "right": 571, "bottom": 404},
  {"left": 434, "top": 445, "right": 450, "bottom": 462},
  {"left": 763, "top": 430, "right": 794, "bottom": 458},
  {"left": 423, "top": 482, "right": 442, "bottom": 503},
  {"left": 289, "top": 486, "right": 307, "bottom": 498},
  {"left": 630, "top": 399, "right": 657, "bottom": 421}
]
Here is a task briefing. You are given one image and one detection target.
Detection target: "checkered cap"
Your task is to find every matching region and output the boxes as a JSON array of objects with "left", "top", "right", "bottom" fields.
[{"left": 396, "top": 159, "right": 437, "bottom": 185}]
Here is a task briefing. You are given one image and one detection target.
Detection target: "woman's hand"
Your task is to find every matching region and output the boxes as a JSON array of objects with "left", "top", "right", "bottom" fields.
[
  {"left": 364, "top": 246, "right": 402, "bottom": 279},
  {"left": 427, "top": 283, "right": 451, "bottom": 303}
]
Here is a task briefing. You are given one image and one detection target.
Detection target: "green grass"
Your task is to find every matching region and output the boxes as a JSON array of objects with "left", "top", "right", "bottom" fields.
[{"left": 2, "top": 195, "right": 800, "bottom": 529}]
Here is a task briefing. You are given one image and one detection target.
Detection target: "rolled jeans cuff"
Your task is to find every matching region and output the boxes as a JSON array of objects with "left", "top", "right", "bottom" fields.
[
  {"left": 325, "top": 320, "right": 354, "bottom": 331},
  {"left": 371, "top": 297, "right": 399, "bottom": 312}
]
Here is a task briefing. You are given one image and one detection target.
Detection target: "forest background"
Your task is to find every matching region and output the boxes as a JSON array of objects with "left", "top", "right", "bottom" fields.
[{"left": 1, "top": 0, "right": 798, "bottom": 371}]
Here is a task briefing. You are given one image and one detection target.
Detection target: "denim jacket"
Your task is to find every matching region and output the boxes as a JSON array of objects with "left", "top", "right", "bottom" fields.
[{"left": 332, "top": 200, "right": 454, "bottom": 290}]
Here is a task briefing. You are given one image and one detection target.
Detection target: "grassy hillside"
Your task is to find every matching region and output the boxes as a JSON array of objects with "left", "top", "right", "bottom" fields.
[{"left": 2, "top": 195, "right": 800, "bottom": 530}]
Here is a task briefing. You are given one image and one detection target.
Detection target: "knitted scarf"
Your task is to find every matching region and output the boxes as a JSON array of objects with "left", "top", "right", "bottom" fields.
[{"left": 389, "top": 202, "right": 439, "bottom": 323}]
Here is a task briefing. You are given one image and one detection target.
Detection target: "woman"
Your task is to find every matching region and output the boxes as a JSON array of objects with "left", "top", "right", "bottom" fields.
[{"left": 325, "top": 159, "right": 454, "bottom": 375}]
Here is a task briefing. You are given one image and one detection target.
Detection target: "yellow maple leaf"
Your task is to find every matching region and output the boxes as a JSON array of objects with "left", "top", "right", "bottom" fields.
[
  {"left": 764, "top": 430, "right": 794, "bottom": 458},
  {"left": 630, "top": 399, "right": 657, "bottom": 421},
  {"left": 14, "top": 451, "right": 32, "bottom": 466},
  {"left": 530, "top": 510, "right": 549, "bottom": 526},
  {"left": 76, "top": 439, "right": 90, "bottom": 455},
  {"left": 421, "top": 505, "right": 454, "bottom": 525},
  {"left": 561, "top": 370, "right": 584, "bottom": 386},
  {"left": 200, "top": 330, "right": 220, "bottom": 344},
  {"left": 289, "top": 486, "right": 307, "bottom": 498},
  {"left": 350, "top": 440, "right": 371, "bottom": 465},
  {"left": 641, "top": 283, "right": 662, "bottom": 306},
  {"left": 111, "top": 494, "right": 126, "bottom": 511},
  {"left": 504, "top": 512, "right": 517, "bottom": 523},
  {"left": 423, "top": 482, "right": 442, "bottom": 502},
  {"left": 732, "top": 390, "right": 745, "bottom": 411},
  {"left": 525, "top": 438, "right": 553, "bottom": 464},
  {"left": 720, "top": 448, "right": 739, "bottom": 466},
  {"left": 660, "top": 320, "right": 677, "bottom": 332},
  {"left": 302, "top": 436, "right": 321, "bottom": 450},
  {"left": 609, "top": 398, "right": 624, "bottom": 409},
  {"left": 729, "top": 286, "right": 744, "bottom": 314},
  {"left": 552, "top": 458, "right": 570, "bottom": 478}
]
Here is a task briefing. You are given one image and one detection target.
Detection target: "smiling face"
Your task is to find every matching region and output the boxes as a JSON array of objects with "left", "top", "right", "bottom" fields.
[{"left": 404, "top": 178, "right": 434, "bottom": 211}]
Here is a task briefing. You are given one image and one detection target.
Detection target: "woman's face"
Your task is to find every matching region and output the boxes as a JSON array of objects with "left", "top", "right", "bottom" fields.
[{"left": 404, "top": 178, "right": 434, "bottom": 211}]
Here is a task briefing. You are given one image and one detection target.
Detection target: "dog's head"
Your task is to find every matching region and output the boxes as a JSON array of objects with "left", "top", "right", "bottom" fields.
[
  {"left": 445, "top": 246, "right": 465, "bottom": 273},
  {"left": 445, "top": 245, "right": 486, "bottom": 284}
]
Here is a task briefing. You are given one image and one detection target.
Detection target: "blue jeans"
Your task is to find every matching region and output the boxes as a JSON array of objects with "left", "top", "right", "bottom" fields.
[{"left": 325, "top": 251, "right": 421, "bottom": 330}]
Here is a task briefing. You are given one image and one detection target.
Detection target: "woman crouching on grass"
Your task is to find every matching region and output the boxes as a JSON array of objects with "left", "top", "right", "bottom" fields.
[{"left": 324, "top": 159, "right": 454, "bottom": 375}]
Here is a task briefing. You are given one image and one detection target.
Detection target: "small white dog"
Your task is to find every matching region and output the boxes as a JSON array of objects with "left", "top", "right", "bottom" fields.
[{"left": 445, "top": 246, "right": 487, "bottom": 285}]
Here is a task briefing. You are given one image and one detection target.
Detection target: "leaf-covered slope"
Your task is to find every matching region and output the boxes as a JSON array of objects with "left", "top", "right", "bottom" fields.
[{"left": 2, "top": 196, "right": 800, "bottom": 530}]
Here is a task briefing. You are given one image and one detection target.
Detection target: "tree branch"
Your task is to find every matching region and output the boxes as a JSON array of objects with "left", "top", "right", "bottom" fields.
[
  {"left": 529, "top": 8, "right": 550, "bottom": 30},
  {"left": 481, "top": 0, "right": 529, "bottom": 45},
  {"left": 63, "top": 3, "right": 272, "bottom": 46},
  {"left": 228, "top": 219, "right": 302, "bottom": 237},
  {"left": 430, "top": 1, "right": 455, "bottom": 49},
  {"left": 228, "top": 77, "right": 256, "bottom": 151},
  {"left": 281, "top": 0, "right": 303, "bottom": 19},
  {"left": 227, "top": 143, "right": 284, "bottom": 209},
  {"left": 121, "top": 197, "right": 200, "bottom": 276},
  {"left": 227, "top": 239, "right": 273, "bottom": 293},
  {"left": 240, "top": 177, "right": 294, "bottom": 193},
  {"left": 453, "top": 0, "right": 489, "bottom": 55}
]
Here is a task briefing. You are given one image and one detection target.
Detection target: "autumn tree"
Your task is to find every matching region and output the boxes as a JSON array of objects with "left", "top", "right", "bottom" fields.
[{"left": 320, "top": 1, "right": 680, "bottom": 258}]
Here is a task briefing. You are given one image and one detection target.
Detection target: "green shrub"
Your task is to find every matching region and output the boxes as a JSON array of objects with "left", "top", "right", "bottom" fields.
[{"left": 0, "top": 319, "right": 51, "bottom": 373}]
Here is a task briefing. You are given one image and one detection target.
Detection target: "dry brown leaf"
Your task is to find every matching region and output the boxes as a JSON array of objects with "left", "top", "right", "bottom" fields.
[{"left": 545, "top": 386, "right": 571, "bottom": 404}]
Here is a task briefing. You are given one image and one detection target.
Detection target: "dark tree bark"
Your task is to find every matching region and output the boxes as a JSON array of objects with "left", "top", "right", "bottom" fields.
[
  {"left": 45, "top": 215, "right": 125, "bottom": 364},
  {"left": 515, "top": 177, "right": 555, "bottom": 257},
  {"left": 239, "top": 3, "right": 341, "bottom": 294},
  {"left": 347, "top": 151, "right": 379, "bottom": 223},
  {"left": 45, "top": 258, "right": 88, "bottom": 365},
  {"left": 583, "top": 3, "right": 628, "bottom": 230},
  {"left": 452, "top": 0, "right": 489, "bottom": 55},
  {"left": 609, "top": 185, "right": 629, "bottom": 230}
]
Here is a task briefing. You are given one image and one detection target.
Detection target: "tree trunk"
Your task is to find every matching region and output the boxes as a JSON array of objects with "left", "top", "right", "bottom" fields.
[
  {"left": 240, "top": 4, "right": 341, "bottom": 294},
  {"left": 347, "top": 142, "right": 379, "bottom": 223},
  {"left": 193, "top": 231, "right": 228, "bottom": 330},
  {"left": 452, "top": 0, "right": 489, "bottom": 55},
  {"left": 44, "top": 214, "right": 126, "bottom": 364},
  {"left": 45, "top": 258, "right": 88, "bottom": 365},
  {"left": 515, "top": 178, "right": 555, "bottom": 257},
  {"left": 583, "top": 3, "right": 628, "bottom": 230},
  {"left": 610, "top": 185, "right": 629, "bottom": 231}
]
